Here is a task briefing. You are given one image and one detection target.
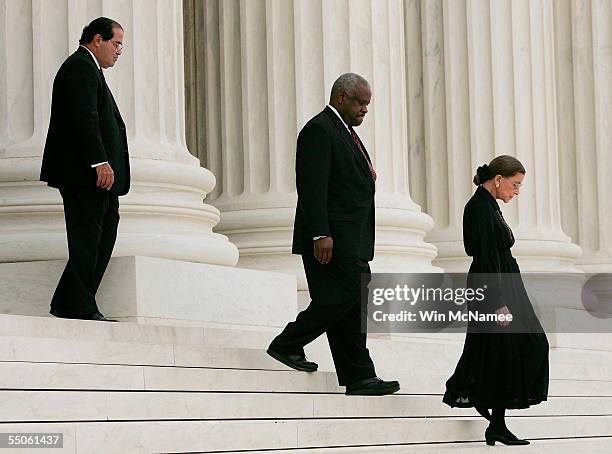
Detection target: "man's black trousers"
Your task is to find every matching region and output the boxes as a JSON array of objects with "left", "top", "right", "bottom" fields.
[
  {"left": 270, "top": 254, "right": 376, "bottom": 386},
  {"left": 50, "top": 186, "right": 119, "bottom": 317}
]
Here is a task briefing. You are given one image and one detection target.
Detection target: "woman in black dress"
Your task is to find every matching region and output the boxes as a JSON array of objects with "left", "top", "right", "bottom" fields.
[{"left": 442, "top": 155, "right": 549, "bottom": 446}]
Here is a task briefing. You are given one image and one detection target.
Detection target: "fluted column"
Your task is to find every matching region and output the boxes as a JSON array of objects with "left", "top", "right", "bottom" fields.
[
  {"left": 0, "top": 0, "right": 238, "bottom": 266},
  {"left": 408, "top": 0, "right": 581, "bottom": 272},
  {"left": 555, "top": 0, "right": 612, "bottom": 273},
  {"left": 199, "top": 0, "right": 438, "bottom": 289}
]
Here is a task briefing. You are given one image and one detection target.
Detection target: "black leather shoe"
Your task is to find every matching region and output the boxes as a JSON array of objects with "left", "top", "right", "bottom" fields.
[
  {"left": 85, "top": 312, "right": 118, "bottom": 322},
  {"left": 50, "top": 309, "right": 117, "bottom": 322},
  {"left": 50, "top": 309, "right": 70, "bottom": 319},
  {"left": 485, "top": 426, "right": 530, "bottom": 445},
  {"left": 266, "top": 348, "right": 318, "bottom": 372},
  {"left": 345, "top": 377, "right": 400, "bottom": 396}
]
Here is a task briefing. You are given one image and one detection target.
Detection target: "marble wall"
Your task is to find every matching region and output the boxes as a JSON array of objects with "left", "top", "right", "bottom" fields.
[
  {"left": 405, "top": 0, "right": 586, "bottom": 272},
  {"left": 554, "top": 0, "right": 612, "bottom": 273},
  {"left": 183, "top": 0, "right": 611, "bottom": 276},
  {"left": 184, "top": 0, "right": 439, "bottom": 291},
  {"left": 0, "top": 0, "right": 610, "bottom": 283}
]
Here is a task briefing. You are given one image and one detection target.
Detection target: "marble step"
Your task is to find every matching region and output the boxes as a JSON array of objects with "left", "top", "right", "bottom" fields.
[
  {"left": 0, "top": 315, "right": 612, "bottom": 380},
  {"left": 0, "top": 335, "right": 278, "bottom": 369},
  {"left": 240, "top": 437, "right": 612, "bottom": 454},
  {"left": 1, "top": 336, "right": 612, "bottom": 384},
  {"left": 1, "top": 361, "right": 611, "bottom": 397},
  {"left": 1, "top": 390, "right": 611, "bottom": 423},
  {"left": 0, "top": 314, "right": 612, "bottom": 364},
  {"left": 0, "top": 313, "right": 277, "bottom": 348},
  {"left": 1, "top": 416, "right": 611, "bottom": 453},
  {"left": 0, "top": 315, "right": 465, "bottom": 367}
]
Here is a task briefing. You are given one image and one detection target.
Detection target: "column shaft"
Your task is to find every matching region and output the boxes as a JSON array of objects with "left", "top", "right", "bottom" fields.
[
  {"left": 410, "top": 0, "right": 581, "bottom": 272},
  {"left": 0, "top": 0, "right": 238, "bottom": 266},
  {"left": 555, "top": 0, "right": 612, "bottom": 272},
  {"left": 197, "top": 0, "right": 437, "bottom": 289}
]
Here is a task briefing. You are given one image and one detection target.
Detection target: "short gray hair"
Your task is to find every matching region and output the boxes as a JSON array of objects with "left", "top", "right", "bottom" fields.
[{"left": 330, "top": 73, "right": 369, "bottom": 100}]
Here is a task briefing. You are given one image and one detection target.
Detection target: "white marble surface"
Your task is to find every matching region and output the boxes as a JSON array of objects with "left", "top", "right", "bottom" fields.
[
  {"left": 1, "top": 353, "right": 609, "bottom": 397},
  {"left": 2, "top": 312, "right": 612, "bottom": 379},
  {"left": 141, "top": 365, "right": 339, "bottom": 393},
  {"left": 0, "top": 313, "right": 277, "bottom": 347},
  {"left": 413, "top": 0, "right": 583, "bottom": 273},
  {"left": 0, "top": 391, "right": 108, "bottom": 422},
  {"left": 0, "top": 256, "right": 297, "bottom": 327},
  {"left": 0, "top": 310, "right": 610, "bottom": 452},
  {"left": 0, "top": 362, "right": 145, "bottom": 390},
  {"left": 2, "top": 390, "right": 608, "bottom": 423},
  {"left": 554, "top": 0, "right": 612, "bottom": 273},
  {"left": 0, "top": 415, "right": 610, "bottom": 453},
  {"left": 0, "top": 335, "right": 305, "bottom": 372},
  {"left": 244, "top": 438, "right": 612, "bottom": 454},
  {"left": 0, "top": 335, "right": 174, "bottom": 366}
]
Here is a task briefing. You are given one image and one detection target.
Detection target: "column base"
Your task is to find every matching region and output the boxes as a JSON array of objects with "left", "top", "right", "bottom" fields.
[
  {"left": 430, "top": 233, "right": 583, "bottom": 273},
  {"left": 0, "top": 256, "right": 297, "bottom": 328},
  {"left": 217, "top": 204, "right": 441, "bottom": 286},
  {"left": 0, "top": 157, "right": 239, "bottom": 266},
  {"left": 577, "top": 251, "right": 612, "bottom": 274}
]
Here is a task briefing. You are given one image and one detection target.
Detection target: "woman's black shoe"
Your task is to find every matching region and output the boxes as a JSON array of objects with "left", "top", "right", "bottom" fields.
[{"left": 485, "top": 426, "right": 530, "bottom": 446}]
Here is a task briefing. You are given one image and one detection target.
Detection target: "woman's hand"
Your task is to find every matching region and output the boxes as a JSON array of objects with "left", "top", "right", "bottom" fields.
[{"left": 495, "top": 305, "right": 512, "bottom": 327}]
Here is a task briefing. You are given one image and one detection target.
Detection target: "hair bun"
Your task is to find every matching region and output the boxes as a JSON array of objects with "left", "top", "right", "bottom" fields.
[{"left": 474, "top": 164, "right": 492, "bottom": 186}]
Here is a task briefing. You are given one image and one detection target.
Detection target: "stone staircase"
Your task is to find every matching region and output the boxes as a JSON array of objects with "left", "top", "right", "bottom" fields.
[{"left": 1, "top": 314, "right": 611, "bottom": 453}]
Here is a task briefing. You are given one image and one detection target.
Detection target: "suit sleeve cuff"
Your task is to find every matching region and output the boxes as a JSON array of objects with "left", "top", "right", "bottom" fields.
[{"left": 91, "top": 161, "right": 108, "bottom": 168}]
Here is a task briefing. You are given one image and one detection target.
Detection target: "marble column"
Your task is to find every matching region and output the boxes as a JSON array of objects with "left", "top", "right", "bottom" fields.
[
  {"left": 554, "top": 0, "right": 612, "bottom": 273},
  {"left": 198, "top": 0, "right": 438, "bottom": 289},
  {"left": 0, "top": 0, "right": 238, "bottom": 266},
  {"left": 407, "top": 0, "right": 581, "bottom": 272}
]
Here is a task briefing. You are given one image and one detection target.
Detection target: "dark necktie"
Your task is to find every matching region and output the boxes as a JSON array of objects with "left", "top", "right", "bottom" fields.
[{"left": 348, "top": 127, "right": 377, "bottom": 181}]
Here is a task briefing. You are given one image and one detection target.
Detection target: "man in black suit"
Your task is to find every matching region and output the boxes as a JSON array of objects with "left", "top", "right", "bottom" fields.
[
  {"left": 267, "top": 73, "right": 400, "bottom": 396},
  {"left": 40, "top": 17, "right": 130, "bottom": 322}
]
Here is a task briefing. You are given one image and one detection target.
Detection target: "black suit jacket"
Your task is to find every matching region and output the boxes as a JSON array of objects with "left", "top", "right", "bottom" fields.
[
  {"left": 41, "top": 47, "right": 130, "bottom": 195},
  {"left": 292, "top": 106, "right": 376, "bottom": 261}
]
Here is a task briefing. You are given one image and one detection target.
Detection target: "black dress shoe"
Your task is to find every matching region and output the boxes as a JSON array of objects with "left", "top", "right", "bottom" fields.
[
  {"left": 266, "top": 348, "right": 318, "bottom": 372},
  {"left": 85, "top": 312, "right": 118, "bottom": 322},
  {"left": 345, "top": 377, "right": 400, "bottom": 396},
  {"left": 485, "top": 426, "right": 530, "bottom": 445},
  {"left": 50, "top": 309, "right": 117, "bottom": 322},
  {"left": 50, "top": 309, "right": 70, "bottom": 319}
]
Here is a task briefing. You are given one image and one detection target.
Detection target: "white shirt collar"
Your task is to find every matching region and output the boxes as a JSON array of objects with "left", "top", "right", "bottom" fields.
[
  {"left": 80, "top": 45, "right": 101, "bottom": 71},
  {"left": 327, "top": 105, "right": 350, "bottom": 131}
]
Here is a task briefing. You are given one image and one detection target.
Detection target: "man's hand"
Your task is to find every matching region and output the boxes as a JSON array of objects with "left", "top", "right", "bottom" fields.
[
  {"left": 96, "top": 163, "right": 114, "bottom": 190},
  {"left": 314, "top": 237, "right": 333, "bottom": 264},
  {"left": 495, "top": 305, "right": 512, "bottom": 327}
]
